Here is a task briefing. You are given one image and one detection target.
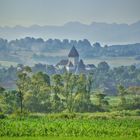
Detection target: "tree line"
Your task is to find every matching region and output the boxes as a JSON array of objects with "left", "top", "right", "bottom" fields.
[
  {"left": 0, "top": 66, "right": 140, "bottom": 115},
  {"left": 1, "top": 62, "right": 140, "bottom": 94},
  {"left": 0, "top": 37, "right": 140, "bottom": 58}
]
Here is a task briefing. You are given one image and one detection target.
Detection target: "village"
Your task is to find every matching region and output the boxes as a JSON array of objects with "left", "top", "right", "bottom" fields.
[{"left": 30, "top": 46, "right": 96, "bottom": 75}]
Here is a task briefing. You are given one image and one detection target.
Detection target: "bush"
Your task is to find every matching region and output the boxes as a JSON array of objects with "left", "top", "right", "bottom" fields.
[
  {"left": 47, "top": 113, "right": 77, "bottom": 119},
  {"left": 0, "top": 112, "right": 6, "bottom": 119},
  {"left": 8, "top": 109, "right": 30, "bottom": 119}
]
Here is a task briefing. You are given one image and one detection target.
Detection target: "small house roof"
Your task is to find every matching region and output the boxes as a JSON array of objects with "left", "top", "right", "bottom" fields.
[
  {"left": 86, "top": 64, "right": 96, "bottom": 68},
  {"left": 56, "top": 59, "right": 68, "bottom": 66}
]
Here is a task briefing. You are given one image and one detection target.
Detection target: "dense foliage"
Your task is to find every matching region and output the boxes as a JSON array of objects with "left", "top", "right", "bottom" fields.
[
  {"left": 1, "top": 62, "right": 140, "bottom": 94},
  {"left": 0, "top": 64, "right": 140, "bottom": 114}
]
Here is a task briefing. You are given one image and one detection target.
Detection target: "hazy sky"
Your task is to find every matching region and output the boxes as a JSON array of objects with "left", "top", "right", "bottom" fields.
[{"left": 0, "top": 0, "right": 140, "bottom": 26}]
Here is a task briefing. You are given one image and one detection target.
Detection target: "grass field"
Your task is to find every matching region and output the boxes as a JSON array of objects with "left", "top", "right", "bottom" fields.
[
  {"left": 0, "top": 112, "right": 140, "bottom": 140},
  {"left": 0, "top": 115, "right": 140, "bottom": 137},
  {"left": 1, "top": 136, "right": 140, "bottom": 140}
]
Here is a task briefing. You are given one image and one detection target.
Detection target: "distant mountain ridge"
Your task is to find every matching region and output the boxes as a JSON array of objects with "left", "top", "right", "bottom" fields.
[{"left": 0, "top": 21, "right": 140, "bottom": 44}]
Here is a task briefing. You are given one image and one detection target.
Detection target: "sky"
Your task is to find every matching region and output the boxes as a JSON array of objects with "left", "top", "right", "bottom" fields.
[{"left": 0, "top": 0, "right": 140, "bottom": 27}]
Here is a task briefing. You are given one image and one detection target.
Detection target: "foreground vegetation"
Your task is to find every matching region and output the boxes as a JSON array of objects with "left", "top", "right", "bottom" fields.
[
  {"left": 0, "top": 65, "right": 140, "bottom": 139},
  {"left": 1, "top": 137, "right": 140, "bottom": 140},
  {"left": 0, "top": 114, "right": 140, "bottom": 138}
]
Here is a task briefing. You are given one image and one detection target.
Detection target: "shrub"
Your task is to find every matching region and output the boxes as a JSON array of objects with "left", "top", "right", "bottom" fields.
[{"left": 0, "top": 112, "right": 6, "bottom": 119}]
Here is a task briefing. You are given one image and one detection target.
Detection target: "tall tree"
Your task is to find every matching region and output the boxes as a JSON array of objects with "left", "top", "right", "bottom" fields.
[
  {"left": 51, "top": 74, "right": 64, "bottom": 112},
  {"left": 16, "top": 66, "right": 32, "bottom": 114},
  {"left": 95, "top": 91, "right": 109, "bottom": 111},
  {"left": 0, "top": 86, "right": 6, "bottom": 113},
  {"left": 117, "top": 85, "right": 128, "bottom": 109},
  {"left": 25, "top": 72, "right": 51, "bottom": 112}
]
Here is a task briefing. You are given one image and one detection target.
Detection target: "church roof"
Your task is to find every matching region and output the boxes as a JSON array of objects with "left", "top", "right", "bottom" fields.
[
  {"left": 78, "top": 59, "right": 85, "bottom": 69},
  {"left": 75, "top": 59, "right": 86, "bottom": 74},
  {"left": 68, "top": 46, "right": 79, "bottom": 57},
  {"left": 56, "top": 59, "right": 68, "bottom": 66}
]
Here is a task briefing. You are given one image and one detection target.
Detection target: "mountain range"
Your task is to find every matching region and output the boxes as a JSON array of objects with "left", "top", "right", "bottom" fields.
[{"left": 0, "top": 21, "right": 140, "bottom": 44}]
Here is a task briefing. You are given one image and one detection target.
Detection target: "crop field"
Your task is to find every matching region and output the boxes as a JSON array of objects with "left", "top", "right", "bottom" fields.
[
  {"left": 1, "top": 136, "right": 140, "bottom": 140},
  {"left": 0, "top": 115, "right": 140, "bottom": 140}
]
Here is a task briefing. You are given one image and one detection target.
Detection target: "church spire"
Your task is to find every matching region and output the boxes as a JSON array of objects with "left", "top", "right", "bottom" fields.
[{"left": 68, "top": 46, "right": 79, "bottom": 57}]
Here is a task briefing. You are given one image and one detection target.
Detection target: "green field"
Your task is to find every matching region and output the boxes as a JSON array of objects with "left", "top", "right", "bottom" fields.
[
  {"left": 1, "top": 136, "right": 140, "bottom": 140},
  {"left": 0, "top": 114, "right": 140, "bottom": 140},
  {"left": 0, "top": 56, "right": 140, "bottom": 68},
  {"left": 84, "top": 56, "right": 140, "bottom": 67}
]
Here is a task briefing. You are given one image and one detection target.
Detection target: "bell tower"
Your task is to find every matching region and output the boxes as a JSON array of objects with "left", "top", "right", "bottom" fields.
[{"left": 68, "top": 46, "right": 79, "bottom": 68}]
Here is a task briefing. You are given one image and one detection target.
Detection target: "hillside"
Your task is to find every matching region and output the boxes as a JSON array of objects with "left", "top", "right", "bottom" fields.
[{"left": 0, "top": 21, "right": 140, "bottom": 44}]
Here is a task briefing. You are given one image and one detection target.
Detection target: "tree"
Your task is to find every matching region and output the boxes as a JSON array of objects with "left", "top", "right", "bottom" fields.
[
  {"left": 16, "top": 66, "right": 32, "bottom": 114},
  {"left": 0, "top": 86, "right": 6, "bottom": 113},
  {"left": 25, "top": 72, "right": 51, "bottom": 112},
  {"left": 95, "top": 91, "right": 109, "bottom": 111},
  {"left": 74, "top": 74, "right": 94, "bottom": 112},
  {"left": 51, "top": 74, "right": 64, "bottom": 112},
  {"left": 117, "top": 85, "right": 128, "bottom": 109},
  {"left": 86, "top": 73, "right": 94, "bottom": 97},
  {"left": 3, "top": 90, "right": 17, "bottom": 114},
  {"left": 98, "top": 61, "right": 110, "bottom": 72},
  {"left": 127, "top": 86, "right": 140, "bottom": 109},
  {"left": 63, "top": 73, "right": 79, "bottom": 112},
  {"left": 67, "top": 74, "right": 79, "bottom": 112},
  {"left": 93, "top": 42, "right": 101, "bottom": 48}
]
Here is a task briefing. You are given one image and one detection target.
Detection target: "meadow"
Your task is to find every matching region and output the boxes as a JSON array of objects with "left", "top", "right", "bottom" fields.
[
  {"left": 0, "top": 56, "right": 139, "bottom": 68},
  {"left": 0, "top": 113, "right": 140, "bottom": 140},
  {"left": 1, "top": 136, "right": 140, "bottom": 140},
  {"left": 84, "top": 56, "right": 140, "bottom": 67}
]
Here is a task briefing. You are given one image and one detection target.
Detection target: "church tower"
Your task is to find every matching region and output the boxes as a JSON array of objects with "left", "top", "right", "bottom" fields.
[{"left": 68, "top": 46, "right": 79, "bottom": 68}]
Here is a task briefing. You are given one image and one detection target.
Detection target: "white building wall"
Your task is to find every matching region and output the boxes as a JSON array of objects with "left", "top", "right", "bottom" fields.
[{"left": 69, "top": 57, "right": 79, "bottom": 68}]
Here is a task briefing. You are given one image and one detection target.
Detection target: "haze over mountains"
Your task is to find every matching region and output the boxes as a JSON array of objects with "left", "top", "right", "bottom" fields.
[{"left": 0, "top": 21, "right": 140, "bottom": 44}]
